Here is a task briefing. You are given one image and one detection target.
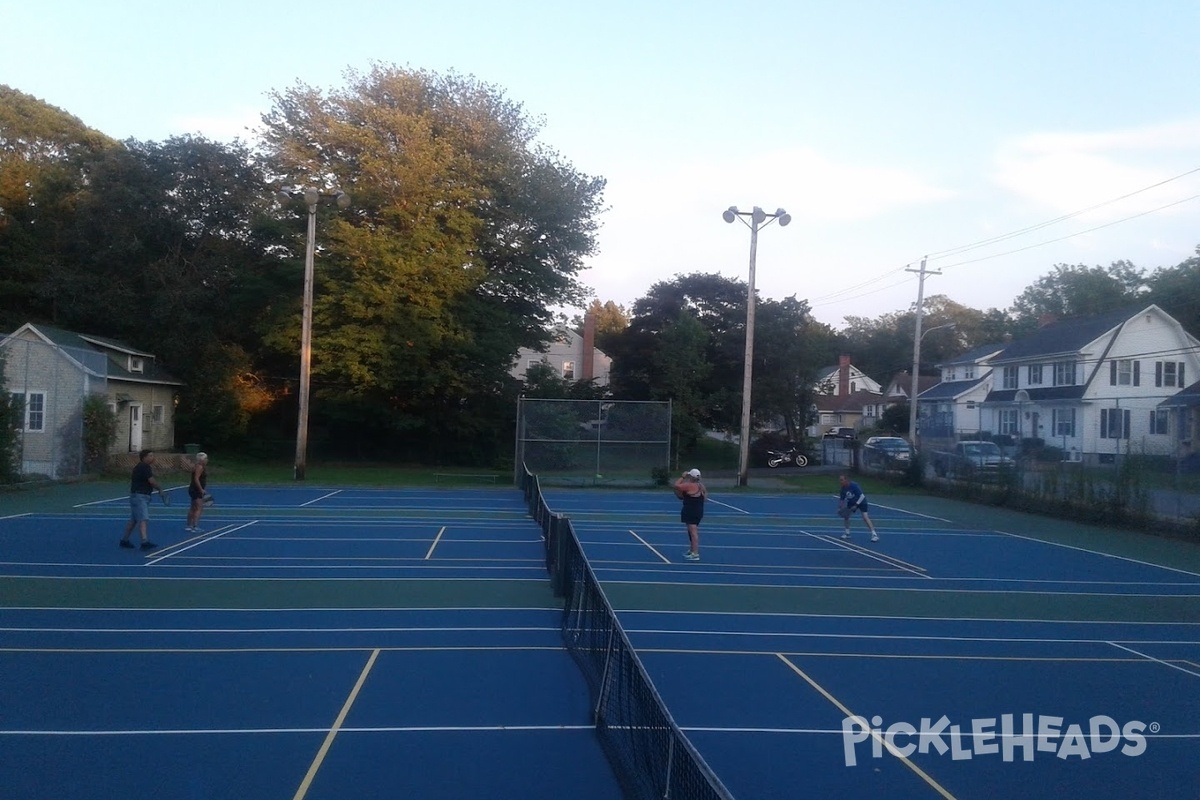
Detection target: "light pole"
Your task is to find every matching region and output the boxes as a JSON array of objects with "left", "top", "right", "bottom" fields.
[
  {"left": 723, "top": 205, "right": 791, "bottom": 487},
  {"left": 908, "top": 322, "right": 955, "bottom": 450},
  {"left": 277, "top": 186, "right": 351, "bottom": 480}
]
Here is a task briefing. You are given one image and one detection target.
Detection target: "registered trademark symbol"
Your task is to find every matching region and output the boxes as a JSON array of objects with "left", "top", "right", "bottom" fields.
[{"left": 1149, "top": 722, "right": 1161, "bottom": 733}]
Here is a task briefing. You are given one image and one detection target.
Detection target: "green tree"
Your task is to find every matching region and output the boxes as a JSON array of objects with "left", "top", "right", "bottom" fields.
[
  {"left": 1145, "top": 246, "right": 1200, "bottom": 336},
  {"left": 1010, "top": 261, "right": 1148, "bottom": 324},
  {"left": 754, "top": 296, "right": 840, "bottom": 439},
  {"left": 0, "top": 85, "right": 118, "bottom": 330},
  {"left": 608, "top": 272, "right": 749, "bottom": 431},
  {"left": 257, "top": 65, "right": 604, "bottom": 461}
]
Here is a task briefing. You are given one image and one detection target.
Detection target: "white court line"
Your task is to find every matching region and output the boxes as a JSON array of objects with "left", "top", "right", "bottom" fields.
[
  {"left": 706, "top": 496, "right": 751, "bottom": 514},
  {"left": 992, "top": 528, "right": 1200, "bottom": 579},
  {"left": 598, "top": 576, "right": 1200, "bottom": 599},
  {"left": 1107, "top": 641, "right": 1200, "bottom": 678},
  {"left": 0, "top": 724, "right": 597, "bottom": 736},
  {"left": 0, "top": 513, "right": 31, "bottom": 520},
  {"left": 815, "top": 534, "right": 931, "bottom": 578},
  {"left": 424, "top": 527, "right": 447, "bottom": 559},
  {"left": 144, "top": 521, "right": 259, "bottom": 565},
  {"left": 300, "top": 489, "right": 343, "bottom": 507},
  {"left": 628, "top": 530, "right": 670, "bottom": 564},
  {"left": 0, "top": 625, "right": 561, "bottom": 634},
  {"left": 624, "top": 626, "right": 1200, "bottom": 646},
  {"left": 617, "top": 608, "right": 1200, "bottom": 626}
]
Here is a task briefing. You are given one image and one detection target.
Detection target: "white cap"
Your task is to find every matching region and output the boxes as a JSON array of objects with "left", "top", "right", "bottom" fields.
[{"left": 686, "top": 468, "right": 701, "bottom": 478}]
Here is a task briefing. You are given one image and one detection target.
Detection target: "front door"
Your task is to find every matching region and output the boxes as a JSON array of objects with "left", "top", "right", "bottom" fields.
[{"left": 129, "top": 404, "right": 143, "bottom": 452}]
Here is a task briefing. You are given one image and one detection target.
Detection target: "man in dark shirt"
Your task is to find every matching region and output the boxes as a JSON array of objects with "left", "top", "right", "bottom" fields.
[{"left": 120, "top": 449, "right": 167, "bottom": 550}]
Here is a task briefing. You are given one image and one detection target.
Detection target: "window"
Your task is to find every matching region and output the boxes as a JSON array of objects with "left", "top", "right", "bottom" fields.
[
  {"left": 16, "top": 391, "right": 46, "bottom": 432},
  {"left": 964, "top": 365, "right": 975, "bottom": 380},
  {"left": 1052, "top": 408, "right": 1076, "bottom": 437},
  {"left": 562, "top": 360, "right": 575, "bottom": 380},
  {"left": 1054, "top": 361, "right": 1077, "bottom": 386},
  {"left": 1150, "top": 409, "right": 1169, "bottom": 435},
  {"left": 1027, "top": 364, "right": 1043, "bottom": 385},
  {"left": 526, "top": 359, "right": 541, "bottom": 371},
  {"left": 1156, "top": 361, "right": 1186, "bottom": 388},
  {"left": 998, "top": 408, "right": 1019, "bottom": 435},
  {"left": 966, "top": 400, "right": 977, "bottom": 410},
  {"left": 151, "top": 405, "right": 164, "bottom": 424},
  {"left": 1100, "top": 408, "right": 1131, "bottom": 439},
  {"left": 1002, "top": 366, "right": 1018, "bottom": 390},
  {"left": 1110, "top": 359, "right": 1139, "bottom": 386},
  {"left": 947, "top": 367, "right": 958, "bottom": 380},
  {"left": 129, "top": 356, "right": 144, "bottom": 373}
]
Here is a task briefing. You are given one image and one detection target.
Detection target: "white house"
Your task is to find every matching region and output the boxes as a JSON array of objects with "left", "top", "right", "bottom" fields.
[
  {"left": 917, "top": 343, "right": 1005, "bottom": 441},
  {"left": 918, "top": 305, "right": 1200, "bottom": 464},
  {"left": 510, "top": 317, "right": 612, "bottom": 386},
  {"left": 814, "top": 355, "right": 882, "bottom": 396}
]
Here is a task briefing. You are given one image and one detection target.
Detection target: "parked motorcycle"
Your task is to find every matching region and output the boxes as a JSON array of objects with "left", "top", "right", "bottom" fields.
[{"left": 766, "top": 447, "right": 809, "bottom": 468}]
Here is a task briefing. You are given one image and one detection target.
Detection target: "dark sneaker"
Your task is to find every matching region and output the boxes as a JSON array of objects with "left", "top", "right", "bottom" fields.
[
  {"left": 119, "top": 539, "right": 135, "bottom": 549},
  {"left": 140, "top": 541, "right": 157, "bottom": 550}
]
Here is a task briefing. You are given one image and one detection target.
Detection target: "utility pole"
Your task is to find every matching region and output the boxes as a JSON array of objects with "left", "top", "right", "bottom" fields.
[{"left": 907, "top": 257, "right": 941, "bottom": 449}]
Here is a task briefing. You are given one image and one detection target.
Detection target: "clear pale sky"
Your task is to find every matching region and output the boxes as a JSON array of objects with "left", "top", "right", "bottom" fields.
[{"left": 4, "top": 0, "right": 1199, "bottom": 328}]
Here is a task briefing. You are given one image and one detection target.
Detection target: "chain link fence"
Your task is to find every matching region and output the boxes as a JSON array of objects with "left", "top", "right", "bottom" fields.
[
  {"left": 515, "top": 398, "right": 671, "bottom": 486},
  {"left": 1, "top": 338, "right": 109, "bottom": 480}
]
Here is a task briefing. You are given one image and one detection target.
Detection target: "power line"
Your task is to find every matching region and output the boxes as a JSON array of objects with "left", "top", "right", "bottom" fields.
[
  {"left": 935, "top": 193, "right": 1200, "bottom": 271},
  {"left": 925, "top": 165, "right": 1200, "bottom": 261}
]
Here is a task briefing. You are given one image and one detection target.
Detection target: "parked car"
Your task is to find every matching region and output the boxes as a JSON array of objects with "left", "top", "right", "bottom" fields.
[
  {"left": 824, "top": 426, "right": 857, "bottom": 439},
  {"left": 931, "top": 440, "right": 1015, "bottom": 479},
  {"left": 861, "top": 436, "right": 914, "bottom": 469}
]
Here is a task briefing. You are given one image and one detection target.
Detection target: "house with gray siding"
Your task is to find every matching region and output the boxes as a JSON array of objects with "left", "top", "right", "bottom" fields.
[{"left": 2, "top": 324, "right": 183, "bottom": 477}]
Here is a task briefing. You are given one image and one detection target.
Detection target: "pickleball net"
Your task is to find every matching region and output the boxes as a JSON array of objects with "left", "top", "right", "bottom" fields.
[{"left": 521, "top": 464, "right": 735, "bottom": 800}]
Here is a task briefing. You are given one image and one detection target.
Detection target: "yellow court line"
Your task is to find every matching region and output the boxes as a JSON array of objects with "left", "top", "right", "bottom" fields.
[
  {"left": 293, "top": 648, "right": 380, "bottom": 800},
  {"left": 424, "top": 527, "right": 447, "bottom": 560},
  {"left": 776, "top": 653, "right": 958, "bottom": 800}
]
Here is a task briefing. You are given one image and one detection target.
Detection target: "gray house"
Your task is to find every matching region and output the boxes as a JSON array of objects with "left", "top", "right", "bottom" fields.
[{"left": 2, "top": 323, "right": 183, "bottom": 477}]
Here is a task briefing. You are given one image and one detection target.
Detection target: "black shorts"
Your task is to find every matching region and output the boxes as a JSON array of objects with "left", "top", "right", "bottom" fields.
[
  {"left": 188, "top": 487, "right": 206, "bottom": 500},
  {"left": 681, "top": 509, "right": 704, "bottom": 525}
]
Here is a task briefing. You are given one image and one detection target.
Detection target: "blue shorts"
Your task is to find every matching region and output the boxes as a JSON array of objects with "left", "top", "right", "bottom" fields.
[{"left": 129, "top": 493, "right": 151, "bottom": 523}]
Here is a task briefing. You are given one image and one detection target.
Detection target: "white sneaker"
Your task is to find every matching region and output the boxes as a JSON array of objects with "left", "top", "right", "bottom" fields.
[
  {"left": 870, "top": 533, "right": 880, "bottom": 542},
  {"left": 185, "top": 526, "right": 195, "bottom": 533},
  {"left": 841, "top": 533, "right": 850, "bottom": 540}
]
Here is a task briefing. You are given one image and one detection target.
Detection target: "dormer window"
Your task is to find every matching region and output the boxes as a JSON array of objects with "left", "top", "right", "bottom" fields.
[{"left": 129, "top": 356, "right": 144, "bottom": 373}]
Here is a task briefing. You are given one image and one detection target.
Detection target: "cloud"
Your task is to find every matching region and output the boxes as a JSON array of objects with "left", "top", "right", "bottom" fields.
[
  {"left": 674, "top": 146, "right": 956, "bottom": 223},
  {"left": 991, "top": 119, "right": 1200, "bottom": 217}
]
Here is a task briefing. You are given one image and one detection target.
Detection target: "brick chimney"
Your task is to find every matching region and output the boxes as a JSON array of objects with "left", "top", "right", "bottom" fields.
[
  {"left": 838, "top": 354, "right": 850, "bottom": 396},
  {"left": 582, "top": 311, "right": 596, "bottom": 381}
]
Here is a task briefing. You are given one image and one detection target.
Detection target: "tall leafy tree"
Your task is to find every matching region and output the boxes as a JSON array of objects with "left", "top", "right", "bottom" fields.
[
  {"left": 608, "top": 273, "right": 748, "bottom": 431},
  {"left": 1145, "top": 246, "right": 1200, "bottom": 336},
  {"left": 752, "top": 295, "right": 839, "bottom": 439},
  {"left": 0, "top": 85, "right": 118, "bottom": 330},
  {"left": 256, "top": 65, "right": 604, "bottom": 459},
  {"left": 1010, "top": 261, "right": 1148, "bottom": 323}
]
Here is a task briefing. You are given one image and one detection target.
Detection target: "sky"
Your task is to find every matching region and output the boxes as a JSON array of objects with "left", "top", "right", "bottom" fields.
[{"left": 4, "top": 0, "right": 1200, "bottom": 329}]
